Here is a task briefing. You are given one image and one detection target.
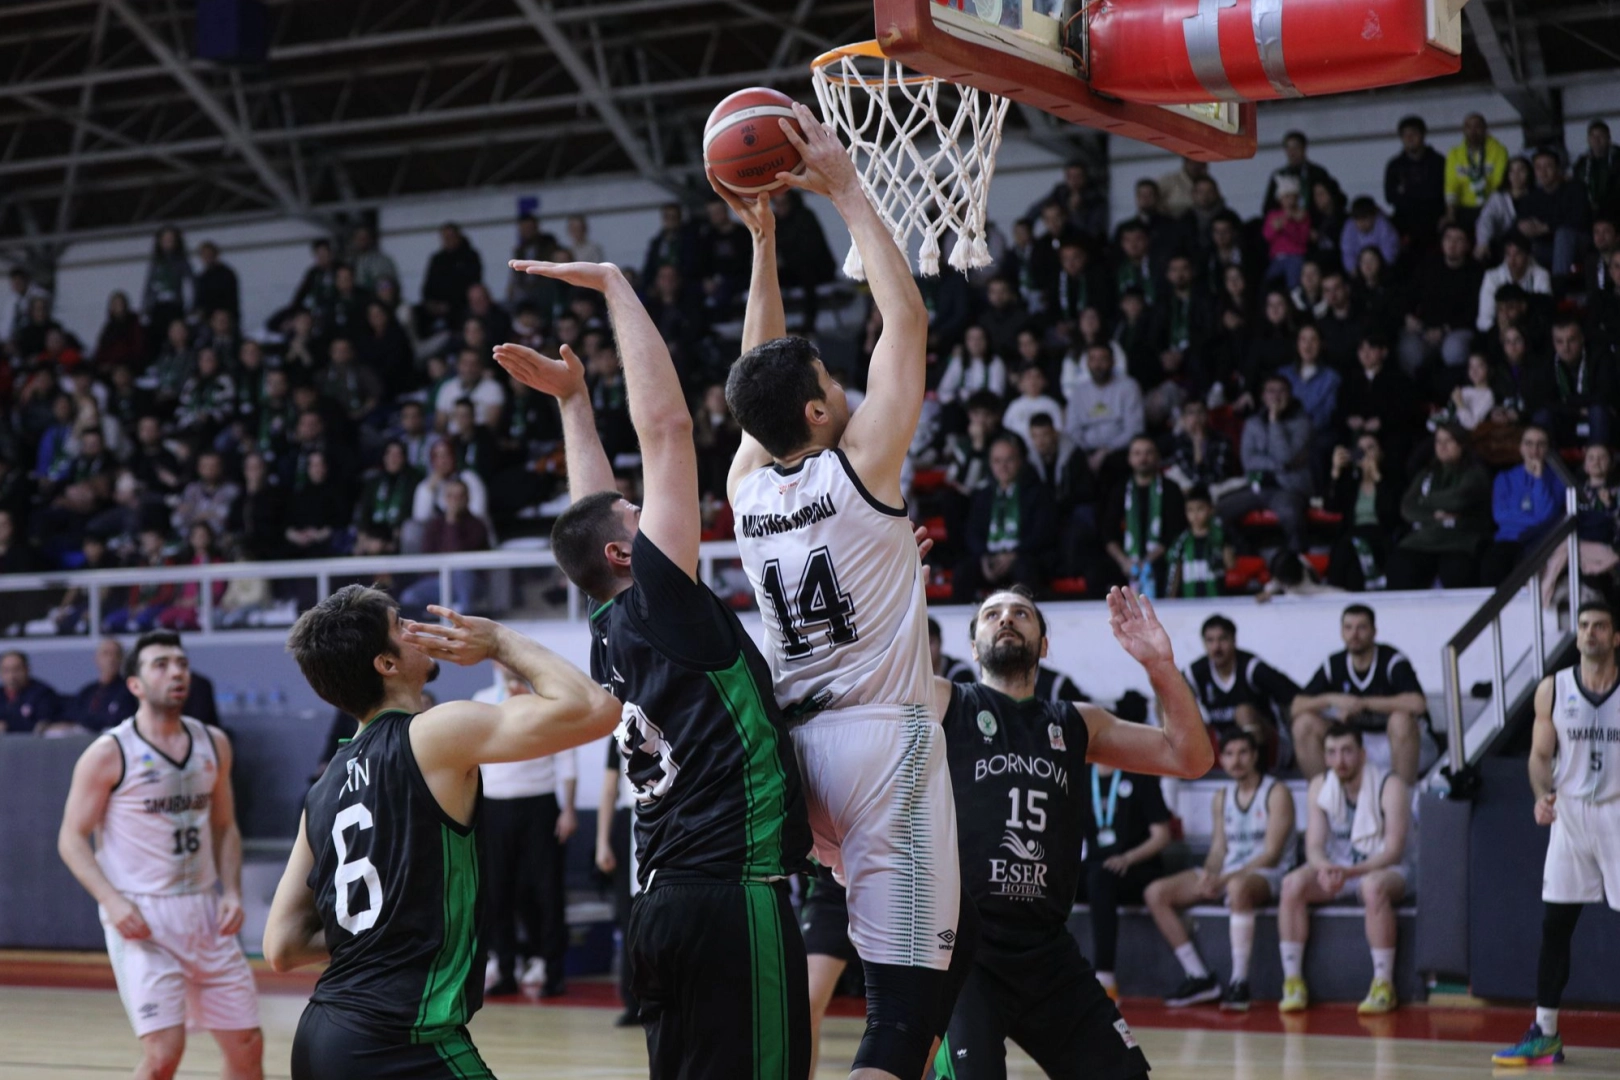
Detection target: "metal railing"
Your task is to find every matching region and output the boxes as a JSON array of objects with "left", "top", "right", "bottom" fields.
[
  {"left": 0, "top": 541, "right": 746, "bottom": 634},
  {"left": 1440, "top": 487, "right": 1579, "bottom": 787}
]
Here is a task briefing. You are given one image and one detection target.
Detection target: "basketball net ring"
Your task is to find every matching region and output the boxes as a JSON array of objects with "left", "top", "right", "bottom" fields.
[{"left": 810, "top": 41, "right": 1010, "bottom": 280}]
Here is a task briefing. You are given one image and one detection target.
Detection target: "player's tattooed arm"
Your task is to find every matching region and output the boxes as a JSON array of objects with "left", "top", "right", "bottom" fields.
[
  {"left": 57, "top": 736, "right": 150, "bottom": 941},
  {"left": 1529, "top": 674, "right": 1558, "bottom": 824},
  {"left": 264, "top": 813, "right": 328, "bottom": 971}
]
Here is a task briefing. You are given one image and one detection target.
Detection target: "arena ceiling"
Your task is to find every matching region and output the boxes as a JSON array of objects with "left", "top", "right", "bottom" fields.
[{"left": 0, "top": 0, "right": 1614, "bottom": 261}]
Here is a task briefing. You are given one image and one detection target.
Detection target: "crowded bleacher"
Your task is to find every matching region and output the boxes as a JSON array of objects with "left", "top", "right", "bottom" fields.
[{"left": 3, "top": 113, "right": 1619, "bottom": 636}]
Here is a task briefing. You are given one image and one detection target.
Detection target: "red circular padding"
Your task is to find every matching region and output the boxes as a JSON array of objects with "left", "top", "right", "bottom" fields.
[{"left": 703, "top": 87, "right": 805, "bottom": 195}]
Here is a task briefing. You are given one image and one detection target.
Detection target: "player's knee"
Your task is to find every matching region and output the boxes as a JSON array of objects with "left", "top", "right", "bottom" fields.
[
  {"left": 1226, "top": 878, "right": 1255, "bottom": 911},
  {"left": 856, "top": 962, "right": 950, "bottom": 1078},
  {"left": 1280, "top": 869, "right": 1308, "bottom": 902},
  {"left": 1386, "top": 711, "right": 1416, "bottom": 739},
  {"left": 142, "top": 1036, "right": 185, "bottom": 1079},
  {"left": 227, "top": 1028, "right": 265, "bottom": 1068},
  {"left": 1144, "top": 878, "right": 1169, "bottom": 909},
  {"left": 1291, "top": 712, "right": 1322, "bottom": 740}
]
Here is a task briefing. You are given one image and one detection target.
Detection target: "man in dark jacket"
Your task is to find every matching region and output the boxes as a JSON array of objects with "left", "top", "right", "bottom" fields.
[
  {"left": 1398, "top": 223, "right": 1483, "bottom": 376},
  {"left": 1526, "top": 316, "right": 1613, "bottom": 447},
  {"left": 1336, "top": 333, "right": 1423, "bottom": 467},
  {"left": 193, "top": 242, "right": 240, "bottom": 322},
  {"left": 1573, "top": 119, "right": 1619, "bottom": 218},
  {"left": 1384, "top": 116, "right": 1447, "bottom": 254},
  {"left": 1518, "top": 148, "right": 1591, "bottom": 279},
  {"left": 0, "top": 650, "right": 61, "bottom": 732},
  {"left": 952, "top": 432, "right": 1057, "bottom": 601},
  {"left": 417, "top": 223, "right": 484, "bottom": 336}
]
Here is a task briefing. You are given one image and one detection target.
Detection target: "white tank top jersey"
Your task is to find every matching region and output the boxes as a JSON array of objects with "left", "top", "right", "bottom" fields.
[
  {"left": 1221, "top": 775, "right": 1294, "bottom": 876},
  {"left": 97, "top": 716, "right": 220, "bottom": 896},
  {"left": 1551, "top": 667, "right": 1620, "bottom": 804},
  {"left": 733, "top": 449, "right": 933, "bottom": 717}
]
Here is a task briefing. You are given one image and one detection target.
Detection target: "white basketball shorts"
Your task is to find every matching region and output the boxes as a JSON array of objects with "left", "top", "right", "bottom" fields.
[
  {"left": 102, "top": 892, "right": 260, "bottom": 1037},
  {"left": 790, "top": 703, "right": 961, "bottom": 971},
  {"left": 1542, "top": 797, "right": 1620, "bottom": 909}
]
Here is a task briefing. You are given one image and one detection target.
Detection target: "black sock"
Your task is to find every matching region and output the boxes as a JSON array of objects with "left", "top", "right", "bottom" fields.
[{"left": 1535, "top": 902, "right": 1583, "bottom": 1010}]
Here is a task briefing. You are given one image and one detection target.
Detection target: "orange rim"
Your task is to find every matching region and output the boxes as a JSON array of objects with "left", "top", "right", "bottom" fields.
[{"left": 810, "top": 39, "right": 939, "bottom": 87}]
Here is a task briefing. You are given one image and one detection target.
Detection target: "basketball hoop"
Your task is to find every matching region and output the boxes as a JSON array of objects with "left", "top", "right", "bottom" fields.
[{"left": 810, "top": 41, "right": 1010, "bottom": 280}]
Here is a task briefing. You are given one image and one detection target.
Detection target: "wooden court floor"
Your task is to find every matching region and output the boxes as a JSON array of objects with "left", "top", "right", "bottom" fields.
[{"left": 2, "top": 956, "right": 1618, "bottom": 1079}]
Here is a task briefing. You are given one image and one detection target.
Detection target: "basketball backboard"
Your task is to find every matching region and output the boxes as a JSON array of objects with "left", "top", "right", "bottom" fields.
[{"left": 873, "top": 0, "right": 1259, "bottom": 161}]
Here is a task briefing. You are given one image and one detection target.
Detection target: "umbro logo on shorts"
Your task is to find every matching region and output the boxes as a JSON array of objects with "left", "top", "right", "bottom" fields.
[
  {"left": 139, "top": 1002, "right": 160, "bottom": 1018},
  {"left": 937, "top": 929, "right": 956, "bottom": 950}
]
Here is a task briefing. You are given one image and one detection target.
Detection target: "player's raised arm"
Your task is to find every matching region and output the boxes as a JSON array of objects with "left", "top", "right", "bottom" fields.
[
  {"left": 263, "top": 812, "right": 327, "bottom": 972},
  {"left": 777, "top": 102, "right": 929, "bottom": 504},
  {"left": 708, "top": 171, "right": 781, "bottom": 502},
  {"left": 1082, "top": 587, "right": 1216, "bottom": 780},
  {"left": 404, "top": 606, "right": 620, "bottom": 769},
  {"left": 508, "top": 260, "right": 701, "bottom": 577},
  {"left": 493, "top": 335, "right": 615, "bottom": 504}
]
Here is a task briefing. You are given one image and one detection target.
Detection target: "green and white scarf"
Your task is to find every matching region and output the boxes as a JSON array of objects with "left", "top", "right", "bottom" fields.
[{"left": 1123, "top": 477, "right": 1164, "bottom": 560}]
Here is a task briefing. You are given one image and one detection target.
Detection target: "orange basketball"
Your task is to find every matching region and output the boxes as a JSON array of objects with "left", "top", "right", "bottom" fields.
[{"left": 703, "top": 88, "right": 805, "bottom": 195}]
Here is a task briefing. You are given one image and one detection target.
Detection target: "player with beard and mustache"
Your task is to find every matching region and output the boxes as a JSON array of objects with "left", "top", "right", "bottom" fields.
[
  {"left": 265, "top": 587, "right": 619, "bottom": 1080},
  {"left": 930, "top": 585, "right": 1210, "bottom": 1080}
]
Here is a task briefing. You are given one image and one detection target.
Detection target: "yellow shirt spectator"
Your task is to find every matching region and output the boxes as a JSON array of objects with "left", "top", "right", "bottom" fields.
[{"left": 1445, "top": 136, "right": 1509, "bottom": 210}]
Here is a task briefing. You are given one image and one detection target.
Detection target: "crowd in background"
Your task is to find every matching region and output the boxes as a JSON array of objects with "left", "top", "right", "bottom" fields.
[{"left": 2, "top": 111, "right": 1618, "bottom": 633}]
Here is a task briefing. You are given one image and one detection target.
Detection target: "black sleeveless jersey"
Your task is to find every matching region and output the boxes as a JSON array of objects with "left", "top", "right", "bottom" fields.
[
  {"left": 1185, "top": 649, "right": 1300, "bottom": 729},
  {"left": 592, "top": 532, "right": 810, "bottom": 888},
  {"left": 942, "top": 682, "right": 1090, "bottom": 943},
  {"left": 304, "top": 710, "right": 485, "bottom": 1040}
]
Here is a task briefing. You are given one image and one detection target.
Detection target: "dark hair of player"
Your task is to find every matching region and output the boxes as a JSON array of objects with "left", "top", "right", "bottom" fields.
[
  {"left": 1220, "top": 728, "right": 1260, "bottom": 756},
  {"left": 1342, "top": 603, "right": 1376, "bottom": 627},
  {"left": 1201, "top": 614, "right": 1236, "bottom": 638},
  {"left": 286, "top": 584, "right": 400, "bottom": 718},
  {"left": 1324, "top": 721, "right": 1363, "bottom": 746},
  {"left": 124, "top": 630, "right": 183, "bottom": 678},
  {"left": 725, "top": 335, "right": 825, "bottom": 458},
  {"left": 1577, "top": 600, "right": 1615, "bottom": 627},
  {"left": 550, "top": 489, "right": 631, "bottom": 604}
]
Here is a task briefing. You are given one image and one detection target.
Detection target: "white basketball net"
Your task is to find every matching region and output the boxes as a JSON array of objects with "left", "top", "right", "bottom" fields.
[{"left": 811, "top": 47, "right": 1010, "bottom": 280}]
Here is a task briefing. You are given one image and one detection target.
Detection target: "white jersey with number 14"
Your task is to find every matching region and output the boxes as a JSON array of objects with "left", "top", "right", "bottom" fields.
[{"left": 733, "top": 449, "right": 932, "bottom": 717}]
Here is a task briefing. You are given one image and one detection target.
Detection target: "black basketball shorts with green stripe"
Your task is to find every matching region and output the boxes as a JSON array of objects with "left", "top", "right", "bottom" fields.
[{"left": 629, "top": 873, "right": 810, "bottom": 1080}]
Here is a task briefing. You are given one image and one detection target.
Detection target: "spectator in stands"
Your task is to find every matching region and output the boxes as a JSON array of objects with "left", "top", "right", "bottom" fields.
[
  {"left": 290, "top": 238, "right": 337, "bottom": 323},
  {"left": 929, "top": 617, "right": 976, "bottom": 682},
  {"left": 1291, "top": 604, "right": 1429, "bottom": 784},
  {"left": 564, "top": 215, "right": 605, "bottom": 263},
  {"left": 140, "top": 226, "right": 190, "bottom": 346},
  {"left": 0, "top": 509, "right": 34, "bottom": 575},
  {"left": 417, "top": 222, "right": 483, "bottom": 336},
  {"left": 1540, "top": 442, "right": 1619, "bottom": 606},
  {"left": 1002, "top": 363, "right": 1065, "bottom": 451},
  {"left": 1, "top": 650, "right": 63, "bottom": 731},
  {"left": 1263, "top": 177, "right": 1312, "bottom": 289},
  {"left": 952, "top": 432, "right": 1056, "bottom": 601},
  {"left": 508, "top": 214, "right": 556, "bottom": 309},
  {"left": 175, "top": 347, "right": 235, "bottom": 441},
  {"left": 1388, "top": 422, "right": 1492, "bottom": 590},
  {"left": 1476, "top": 156, "right": 1535, "bottom": 262},
  {"left": 1157, "top": 156, "right": 1208, "bottom": 218},
  {"left": 1081, "top": 755, "right": 1173, "bottom": 1000},
  {"left": 938, "top": 325, "right": 1007, "bottom": 409},
  {"left": 1219, "top": 375, "right": 1313, "bottom": 553},
  {"left": 1277, "top": 723, "right": 1412, "bottom": 1015},
  {"left": 944, "top": 390, "right": 1004, "bottom": 532},
  {"left": 325, "top": 265, "right": 370, "bottom": 341},
  {"left": 157, "top": 522, "right": 226, "bottom": 631},
  {"left": 316, "top": 336, "right": 383, "bottom": 430},
  {"left": 66, "top": 638, "right": 138, "bottom": 731},
  {"left": 283, "top": 451, "right": 350, "bottom": 558},
  {"left": 1586, "top": 214, "right": 1618, "bottom": 298},
  {"left": 393, "top": 399, "right": 439, "bottom": 472},
  {"left": 1482, "top": 426, "right": 1566, "bottom": 586},
  {"left": 978, "top": 277, "right": 1029, "bottom": 364},
  {"left": 1046, "top": 240, "right": 1108, "bottom": 326},
  {"left": 1351, "top": 246, "right": 1402, "bottom": 346},
  {"left": 1145, "top": 728, "right": 1297, "bottom": 1010},
  {"left": 1325, "top": 432, "right": 1401, "bottom": 592},
  {"left": 1127, "top": 178, "right": 1182, "bottom": 276},
  {"left": 434, "top": 348, "right": 506, "bottom": 432},
  {"left": 1528, "top": 317, "right": 1611, "bottom": 447},
  {"left": 413, "top": 437, "right": 489, "bottom": 524},
  {"left": 1066, "top": 343, "right": 1145, "bottom": 479},
  {"left": 3, "top": 265, "right": 48, "bottom": 349},
  {"left": 1385, "top": 115, "right": 1447, "bottom": 251},
  {"left": 1150, "top": 254, "right": 1213, "bottom": 409},
  {"left": 1574, "top": 118, "right": 1619, "bottom": 217},
  {"left": 1445, "top": 113, "right": 1508, "bottom": 235},
  {"left": 1102, "top": 436, "right": 1185, "bottom": 596},
  {"left": 770, "top": 187, "right": 838, "bottom": 321},
  {"left": 1205, "top": 211, "right": 1251, "bottom": 292},
  {"left": 641, "top": 203, "right": 693, "bottom": 287},
  {"left": 228, "top": 451, "right": 286, "bottom": 560},
  {"left": 1399, "top": 224, "right": 1483, "bottom": 377},
  {"left": 1518, "top": 147, "right": 1591, "bottom": 280},
  {"left": 1264, "top": 131, "right": 1338, "bottom": 216},
  {"left": 1340, "top": 197, "right": 1401, "bottom": 276},
  {"left": 1245, "top": 289, "right": 1299, "bottom": 393},
  {"left": 466, "top": 282, "right": 513, "bottom": 348},
  {"left": 1180, "top": 175, "right": 1227, "bottom": 257},
  {"left": 148, "top": 317, "right": 194, "bottom": 405},
  {"left": 399, "top": 477, "right": 489, "bottom": 613},
  {"left": 691, "top": 382, "right": 741, "bottom": 502},
  {"left": 348, "top": 225, "right": 399, "bottom": 295},
  {"left": 448, "top": 399, "right": 498, "bottom": 479},
  {"left": 1025, "top": 412, "right": 1089, "bottom": 525},
  {"left": 1166, "top": 485, "right": 1233, "bottom": 598},
  {"left": 92, "top": 291, "right": 145, "bottom": 372},
  {"left": 172, "top": 451, "right": 239, "bottom": 538},
  {"left": 1030, "top": 159, "right": 1108, "bottom": 240},
  {"left": 1337, "top": 333, "right": 1420, "bottom": 466},
  {"left": 187, "top": 241, "right": 238, "bottom": 326},
  {"left": 1592, "top": 250, "right": 1620, "bottom": 365},
  {"left": 694, "top": 196, "right": 751, "bottom": 308},
  {"left": 356, "top": 439, "right": 421, "bottom": 541},
  {"left": 1165, "top": 398, "right": 1235, "bottom": 496},
  {"left": 103, "top": 528, "right": 178, "bottom": 633}
]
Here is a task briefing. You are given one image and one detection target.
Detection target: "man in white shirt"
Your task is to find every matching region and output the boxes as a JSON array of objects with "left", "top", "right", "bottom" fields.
[
  {"left": 1065, "top": 343, "right": 1145, "bottom": 477},
  {"left": 477, "top": 663, "right": 578, "bottom": 997},
  {"left": 1001, "top": 363, "right": 1065, "bottom": 453},
  {"left": 1477, "top": 233, "right": 1552, "bottom": 332},
  {"left": 434, "top": 349, "right": 508, "bottom": 432}
]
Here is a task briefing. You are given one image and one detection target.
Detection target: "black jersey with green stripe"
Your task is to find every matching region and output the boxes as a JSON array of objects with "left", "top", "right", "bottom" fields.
[
  {"left": 592, "top": 531, "right": 810, "bottom": 888},
  {"left": 942, "top": 683, "right": 1090, "bottom": 942},
  {"left": 304, "top": 709, "right": 485, "bottom": 1041}
]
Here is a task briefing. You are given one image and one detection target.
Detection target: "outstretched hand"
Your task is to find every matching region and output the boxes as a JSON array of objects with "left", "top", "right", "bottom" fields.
[
  {"left": 706, "top": 166, "right": 776, "bottom": 242},
  {"left": 508, "top": 259, "right": 625, "bottom": 293},
  {"left": 775, "top": 102, "right": 860, "bottom": 201},
  {"left": 402, "top": 606, "right": 504, "bottom": 667},
  {"left": 493, "top": 342, "right": 587, "bottom": 402},
  {"left": 1107, "top": 586, "right": 1174, "bottom": 669}
]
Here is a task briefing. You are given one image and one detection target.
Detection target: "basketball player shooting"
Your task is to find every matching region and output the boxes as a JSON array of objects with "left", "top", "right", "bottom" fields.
[
  {"left": 57, "top": 630, "right": 264, "bottom": 1080},
  {"left": 1494, "top": 601, "right": 1620, "bottom": 1066},
  {"left": 719, "top": 102, "right": 974, "bottom": 1080}
]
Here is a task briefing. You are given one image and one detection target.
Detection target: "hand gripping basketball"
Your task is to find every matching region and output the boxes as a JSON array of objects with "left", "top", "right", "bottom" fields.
[{"left": 774, "top": 102, "right": 861, "bottom": 202}]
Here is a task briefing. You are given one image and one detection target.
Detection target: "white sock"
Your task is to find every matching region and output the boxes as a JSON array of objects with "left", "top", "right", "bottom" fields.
[
  {"left": 1371, "top": 948, "right": 1396, "bottom": 984},
  {"left": 1097, "top": 970, "right": 1117, "bottom": 990},
  {"left": 1280, "top": 941, "right": 1304, "bottom": 980},
  {"left": 1537, "top": 1007, "right": 1559, "bottom": 1036},
  {"left": 1229, "top": 913, "right": 1256, "bottom": 983},
  {"left": 1174, "top": 942, "right": 1209, "bottom": 979}
]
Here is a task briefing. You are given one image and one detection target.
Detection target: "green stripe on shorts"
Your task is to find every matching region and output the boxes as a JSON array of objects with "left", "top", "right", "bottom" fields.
[{"left": 744, "top": 882, "right": 790, "bottom": 1080}]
